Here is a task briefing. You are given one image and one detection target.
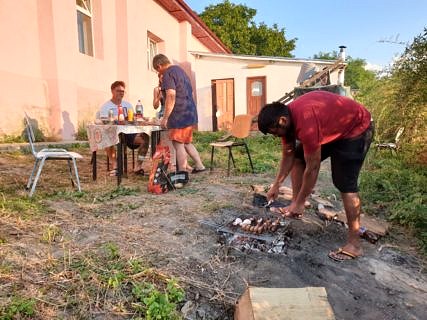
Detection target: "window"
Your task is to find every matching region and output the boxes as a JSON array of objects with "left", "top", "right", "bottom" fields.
[
  {"left": 148, "top": 38, "right": 157, "bottom": 70},
  {"left": 76, "top": 0, "right": 93, "bottom": 56},
  {"left": 251, "top": 81, "right": 263, "bottom": 96},
  {"left": 147, "top": 31, "right": 163, "bottom": 71}
]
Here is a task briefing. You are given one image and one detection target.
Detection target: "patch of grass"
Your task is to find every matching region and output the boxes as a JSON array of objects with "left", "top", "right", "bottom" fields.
[
  {"left": 132, "top": 279, "right": 184, "bottom": 320},
  {"left": 0, "top": 134, "right": 25, "bottom": 144},
  {"left": 41, "top": 224, "right": 62, "bottom": 244},
  {"left": 46, "top": 142, "right": 89, "bottom": 150},
  {"left": 360, "top": 152, "right": 427, "bottom": 252},
  {"left": 0, "top": 296, "right": 36, "bottom": 319},
  {"left": 103, "top": 242, "right": 121, "bottom": 260},
  {"left": 193, "top": 131, "right": 281, "bottom": 175},
  {"left": 60, "top": 244, "right": 185, "bottom": 318},
  {"left": 129, "top": 258, "right": 147, "bottom": 274},
  {"left": 0, "top": 191, "right": 46, "bottom": 218},
  {"left": 115, "top": 202, "right": 141, "bottom": 212},
  {"left": 202, "top": 201, "right": 233, "bottom": 213},
  {"left": 0, "top": 259, "right": 13, "bottom": 274},
  {"left": 95, "top": 186, "right": 140, "bottom": 202},
  {"left": 50, "top": 190, "right": 89, "bottom": 202}
]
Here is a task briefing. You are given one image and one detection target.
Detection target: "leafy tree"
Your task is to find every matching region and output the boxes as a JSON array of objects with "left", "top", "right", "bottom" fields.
[
  {"left": 357, "top": 27, "right": 426, "bottom": 157},
  {"left": 344, "top": 57, "right": 376, "bottom": 91},
  {"left": 312, "top": 51, "right": 338, "bottom": 60},
  {"left": 388, "top": 28, "right": 427, "bottom": 150},
  {"left": 199, "top": 0, "right": 296, "bottom": 56}
]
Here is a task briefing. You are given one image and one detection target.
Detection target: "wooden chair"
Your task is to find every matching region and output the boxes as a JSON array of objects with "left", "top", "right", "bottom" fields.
[
  {"left": 375, "top": 127, "right": 404, "bottom": 155},
  {"left": 24, "top": 114, "right": 82, "bottom": 197},
  {"left": 210, "top": 114, "right": 255, "bottom": 176}
]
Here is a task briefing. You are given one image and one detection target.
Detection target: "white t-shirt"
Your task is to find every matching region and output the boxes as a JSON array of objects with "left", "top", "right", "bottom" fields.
[{"left": 99, "top": 100, "right": 133, "bottom": 118}]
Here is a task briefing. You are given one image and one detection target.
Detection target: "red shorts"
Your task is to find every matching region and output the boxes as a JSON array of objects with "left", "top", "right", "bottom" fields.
[{"left": 168, "top": 126, "right": 193, "bottom": 144}]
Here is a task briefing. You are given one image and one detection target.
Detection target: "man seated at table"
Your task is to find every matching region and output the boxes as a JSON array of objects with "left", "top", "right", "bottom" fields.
[{"left": 99, "top": 80, "right": 149, "bottom": 176}]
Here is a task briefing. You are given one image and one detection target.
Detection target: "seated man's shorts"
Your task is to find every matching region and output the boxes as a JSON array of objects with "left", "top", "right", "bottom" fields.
[
  {"left": 125, "top": 133, "right": 149, "bottom": 156},
  {"left": 295, "top": 122, "right": 374, "bottom": 193},
  {"left": 125, "top": 134, "right": 138, "bottom": 150},
  {"left": 169, "top": 126, "right": 193, "bottom": 144}
]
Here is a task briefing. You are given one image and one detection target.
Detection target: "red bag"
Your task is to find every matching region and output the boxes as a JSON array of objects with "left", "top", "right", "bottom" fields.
[{"left": 148, "top": 145, "right": 171, "bottom": 194}]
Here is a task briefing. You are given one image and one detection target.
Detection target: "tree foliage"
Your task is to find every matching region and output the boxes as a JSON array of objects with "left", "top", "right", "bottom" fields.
[
  {"left": 312, "top": 51, "right": 338, "bottom": 60},
  {"left": 358, "top": 28, "right": 427, "bottom": 161},
  {"left": 199, "top": 0, "right": 296, "bottom": 56},
  {"left": 391, "top": 27, "right": 427, "bottom": 138}
]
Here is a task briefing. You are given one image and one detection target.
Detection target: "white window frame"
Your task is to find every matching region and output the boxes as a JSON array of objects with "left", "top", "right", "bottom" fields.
[
  {"left": 76, "top": 0, "right": 94, "bottom": 56},
  {"left": 147, "top": 31, "right": 163, "bottom": 71},
  {"left": 148, "top": 38, "right": 158, "bottom": 71}
]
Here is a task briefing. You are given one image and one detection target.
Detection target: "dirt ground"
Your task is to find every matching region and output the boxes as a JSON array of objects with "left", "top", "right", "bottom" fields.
[{"left": 0, "top": 148, "right": 426, "bottom": 319}]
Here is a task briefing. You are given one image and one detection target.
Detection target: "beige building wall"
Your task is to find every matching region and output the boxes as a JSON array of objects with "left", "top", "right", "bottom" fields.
[
  {"left": 191, "top": 53, "right": 339, "bottom": 131},
  {"left": 0, "top": 0, "right": 222, "bottom": 139},
  {"left": 0, "top": 0, "right": 341, "bottom": 138}
]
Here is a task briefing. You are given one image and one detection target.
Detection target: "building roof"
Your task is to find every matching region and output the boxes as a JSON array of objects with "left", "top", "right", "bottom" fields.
[
  {"left": 189, "top": 51, "right": 338, "bottom": 65},
  {"left": 155, "top": 0, "right": 232, "bottom": 54}
]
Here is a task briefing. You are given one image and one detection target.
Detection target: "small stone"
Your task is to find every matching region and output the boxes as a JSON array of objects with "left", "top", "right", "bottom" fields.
[
  {"left": 172, "top": 228, "right": 184, "bottom": 235},
  {"left": 181, "top": 300, "right": 195, "bottom": 317}
]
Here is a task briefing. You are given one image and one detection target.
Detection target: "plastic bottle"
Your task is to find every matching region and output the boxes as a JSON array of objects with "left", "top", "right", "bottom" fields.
[
  {"left": 127, "top": 107, "right": 134, "bottom": 122},
  {"left": 108, "top": 108, "right": 115, "bottom": 123},
  {"left": 135, "top": 100, "right": 144, "bottom": 120},
  {"left": 117, "top": 105, "right": 125, "bottom": 124}
]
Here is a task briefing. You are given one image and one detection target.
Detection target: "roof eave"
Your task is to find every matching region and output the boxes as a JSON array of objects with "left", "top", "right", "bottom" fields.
[{"left": 154, "top": 0, "right": 232, "bottom": 54}]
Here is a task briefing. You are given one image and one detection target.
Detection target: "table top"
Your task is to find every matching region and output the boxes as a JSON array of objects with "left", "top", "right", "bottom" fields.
[{"left": 87, "top": 123, "right": 163, "bottom": 151}]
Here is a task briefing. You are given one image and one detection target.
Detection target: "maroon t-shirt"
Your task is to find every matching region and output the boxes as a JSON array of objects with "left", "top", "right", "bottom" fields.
[{"left": 282, "top": 91, "right": 371, "bottom": 155}]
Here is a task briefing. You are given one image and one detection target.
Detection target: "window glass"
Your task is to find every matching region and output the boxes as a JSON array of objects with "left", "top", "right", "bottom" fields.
[
  {"left": 251, "top": 81, "right": 263, "bottom": 96},
  {"left": 76, "top": 0, "right": 93, "bottom": 56}
]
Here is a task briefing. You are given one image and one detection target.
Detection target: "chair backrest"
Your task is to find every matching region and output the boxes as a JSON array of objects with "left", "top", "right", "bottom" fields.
[
  {"left": 24, "top": 113, "right": 38, "bottom": 157},
  {"left": 395, "top": 127, "right": 404, "bottom": 143},
  {"left": 231, "top": 114, "right": 253, "bottom": 139}
]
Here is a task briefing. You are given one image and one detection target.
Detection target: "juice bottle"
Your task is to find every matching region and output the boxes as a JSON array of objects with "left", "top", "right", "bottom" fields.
[{"left": 127, "top": 108, "right": 134, "bottom": 122}]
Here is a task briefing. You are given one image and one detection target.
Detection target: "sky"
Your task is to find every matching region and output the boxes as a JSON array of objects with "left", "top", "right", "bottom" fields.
[{"left": 184, "top": 0, "right": 427, "bottom": 71}]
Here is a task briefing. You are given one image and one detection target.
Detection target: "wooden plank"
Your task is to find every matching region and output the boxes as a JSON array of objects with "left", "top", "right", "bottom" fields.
[
  {"left": 335, "top": 212, "right": 389, "bottom": 236},
  {"left": 235, "top": 287, "right": 335, "bottom": 320}
]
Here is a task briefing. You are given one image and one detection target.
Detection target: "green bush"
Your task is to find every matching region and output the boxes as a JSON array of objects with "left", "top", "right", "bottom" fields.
[
  {"left": 132, "top": 279, "right": 184, "bottom": 320},
  {"left": 75, "top": 121, "right": 88, "bottom": 140},
  {"left": 360, "top": 153, "right": 427, "bottom": 252}
]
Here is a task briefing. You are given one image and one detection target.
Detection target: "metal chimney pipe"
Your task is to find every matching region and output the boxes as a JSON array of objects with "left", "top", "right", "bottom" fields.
[
  {"left": 337, "top": 45, "right": 346, "bottom": 85},
  {"left": 338, "top": 45, "right": 346, "bottom": 61}
]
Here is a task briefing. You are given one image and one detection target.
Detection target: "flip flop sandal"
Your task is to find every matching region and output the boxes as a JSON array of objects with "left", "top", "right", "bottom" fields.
[
  {"left": 328, "top": 248, "right": 358, "bottom": 262},
  {"left": 109, "top": 169, "right": 118, "bottom": 177},
  {"left": 192, "top": 168, "right": 207, "bottom": 174},
  {"left": 270, "top": 207, "right": 303, "bottom": 220}
]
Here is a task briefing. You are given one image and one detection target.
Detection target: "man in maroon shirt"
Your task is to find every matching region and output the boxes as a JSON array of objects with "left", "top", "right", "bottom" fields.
[{"left": 258, "top": 91, "right": 374, "bottom": 261}]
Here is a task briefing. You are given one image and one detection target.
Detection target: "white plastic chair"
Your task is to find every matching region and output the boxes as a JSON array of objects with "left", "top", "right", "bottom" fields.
[
  {"left": 24, "top": 114, "right": 82, "bottom": 197},
  {"left": 375, "top": 127, "right": 405, "bottom": 155}
]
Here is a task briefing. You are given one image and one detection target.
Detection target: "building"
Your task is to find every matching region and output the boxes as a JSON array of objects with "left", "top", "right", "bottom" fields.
[
  {"left": 0, "top": 0, "right": 342, "bottom": 140},
  {"left": 190, "top": 51, "right": 341, "bottom": 131}
]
